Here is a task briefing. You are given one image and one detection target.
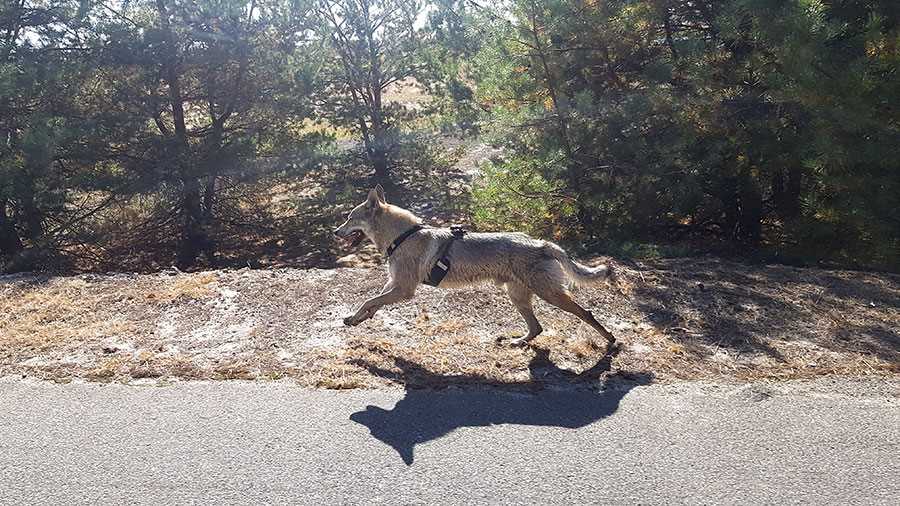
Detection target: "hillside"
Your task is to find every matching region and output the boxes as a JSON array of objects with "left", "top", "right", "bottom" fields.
[{"left": 2, "top": 258, "right": 898, "bottom": 387}]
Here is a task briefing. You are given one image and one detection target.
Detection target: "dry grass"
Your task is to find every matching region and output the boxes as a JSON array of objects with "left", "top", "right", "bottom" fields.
[
  {"left": 0, "top": 278, "right": 138, "bottom": 352},
  {"left": 284, "top": 335, "right": 566, "bottom": 389},
  {"left": 605, "top": 260, "right": 900, "bottom": 382},
  {"left": 0, "top": 272, "right": 217, "bottom": 359},
  {"left": 1, "top": 261, "right": 898, "bottom": 387},
  {"left": 150, "top": 272, "right": 218, "bottom": 302}
]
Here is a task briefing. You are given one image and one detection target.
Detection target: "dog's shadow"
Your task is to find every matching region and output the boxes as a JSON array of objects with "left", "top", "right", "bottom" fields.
[{"left": 349, "top": 345, "right": 652, "bottom": 465}]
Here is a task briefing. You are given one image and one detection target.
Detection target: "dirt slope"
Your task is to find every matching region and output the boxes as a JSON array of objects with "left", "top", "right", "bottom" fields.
[{"left": 1, "top": 258, "right": 898, "bottom": 387}]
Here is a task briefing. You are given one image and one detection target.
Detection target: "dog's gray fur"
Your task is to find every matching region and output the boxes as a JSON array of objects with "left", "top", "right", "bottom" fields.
[{"left": 334, "top": 185, "right": 616, "bottom": 346}]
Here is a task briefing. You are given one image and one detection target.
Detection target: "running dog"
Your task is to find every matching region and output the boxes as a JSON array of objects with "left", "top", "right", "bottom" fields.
[{"left": 334, "top": 185, "right": 616, "bottom": 347}]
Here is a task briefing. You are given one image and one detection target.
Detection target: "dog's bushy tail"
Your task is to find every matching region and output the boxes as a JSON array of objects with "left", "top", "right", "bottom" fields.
[{"left": 544, "top": 243, "right": 614, "bottom": 286}]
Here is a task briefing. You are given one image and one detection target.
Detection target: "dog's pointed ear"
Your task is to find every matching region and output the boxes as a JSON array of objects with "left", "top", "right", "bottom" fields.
[{"left": 368, "top": 184, "right": 386, "bottom": 206}]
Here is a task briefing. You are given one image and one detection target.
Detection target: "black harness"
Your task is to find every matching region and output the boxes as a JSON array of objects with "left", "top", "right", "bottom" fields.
[
  {"left": 385, "top": 224, "right": 424, "bottom": 257},
  {"left": 384, "top": 224, "right": 467, "bottom": 287}
]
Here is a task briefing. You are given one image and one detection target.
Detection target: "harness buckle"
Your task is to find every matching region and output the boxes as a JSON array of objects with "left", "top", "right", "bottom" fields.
[{"left": 423, "top": 226, "right": 467, "bottom": 287}]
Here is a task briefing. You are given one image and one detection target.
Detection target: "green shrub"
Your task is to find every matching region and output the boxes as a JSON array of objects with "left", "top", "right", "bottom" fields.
[{"left": 471, "top": 157, "right": 576, "bottom": 238}]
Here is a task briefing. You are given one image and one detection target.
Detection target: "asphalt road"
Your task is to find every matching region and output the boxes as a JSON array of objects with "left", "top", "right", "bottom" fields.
[{"left": 1, "top": 377, "right": 898, "bottom": 505}]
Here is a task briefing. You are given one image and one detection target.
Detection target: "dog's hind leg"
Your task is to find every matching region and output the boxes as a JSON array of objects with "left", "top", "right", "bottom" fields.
[
  {"left": 534, "top": 287, "right": 616, "bottom": 346},
  {"left": 503, "top": 282, "right": 543, "bottom": 346}
]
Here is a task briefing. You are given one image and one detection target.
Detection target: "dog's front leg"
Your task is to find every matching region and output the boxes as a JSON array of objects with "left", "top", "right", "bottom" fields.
[{"left": 343, "top": 280, "right": 414, "bottom": 326}]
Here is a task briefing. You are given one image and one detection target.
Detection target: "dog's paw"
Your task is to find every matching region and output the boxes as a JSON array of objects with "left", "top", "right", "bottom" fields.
[
  {"left": 342, "top": 315, "right": 358, "bottom": 326},
  {"left": 504, "top": 336, "right": 535, "bottom": 348},
  {"left": 602, "top": 330, "right": 616, "bottom": 345}
]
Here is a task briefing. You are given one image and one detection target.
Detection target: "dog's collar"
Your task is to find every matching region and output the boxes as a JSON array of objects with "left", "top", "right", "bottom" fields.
[{"left": 385, "top": 224, "right": 424, "bottom": 258}]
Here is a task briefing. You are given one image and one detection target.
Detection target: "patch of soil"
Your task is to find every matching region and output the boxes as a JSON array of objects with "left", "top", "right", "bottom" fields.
[{"left": 2, "top": 257, "right": 898, "bottom": 387}]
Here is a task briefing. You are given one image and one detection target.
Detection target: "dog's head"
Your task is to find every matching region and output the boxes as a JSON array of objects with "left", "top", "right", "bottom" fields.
[{"left": 334, "top": 184, "right": 386, "bottom": 248}]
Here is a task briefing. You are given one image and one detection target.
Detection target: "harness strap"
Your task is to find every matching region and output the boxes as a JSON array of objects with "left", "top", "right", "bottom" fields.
[
  {"left": 385, "top": 224, "right": 424, "bottom": 258},
  {"left": 424, "top": 226, "right": 467, "bottom": 287}
]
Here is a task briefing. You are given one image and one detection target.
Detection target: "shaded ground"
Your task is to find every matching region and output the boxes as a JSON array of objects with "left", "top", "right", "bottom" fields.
[{"left": 2, "top": 256, "right": 897, "bottom": 386}]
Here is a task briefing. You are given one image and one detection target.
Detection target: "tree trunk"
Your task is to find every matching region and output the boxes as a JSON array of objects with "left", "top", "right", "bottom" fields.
[
  {"left": 20, "top": 183, "right": 42, "bottom": 241},
  {"left": 177, "top": 178, "right": 204, "bottom": 268},
  {"left": 772, "top": 167, "right": 802, "bottom": 220},
  {"left": 737, "top": 171, "right": 763, "bottom": 245},
  {"left": 203, "top": 173, "right": 216, "bottom": 219},
  {"left": 176, "top": 182, "right": 207, "bottom": 269},
  {"left": 200, "top": 121, "right": 223, "bottom": 267},
  {"left": 370, "top": 125, "right": 390, "bottom": 180},
  {"left": 366, "top": 0, "right": 390, "bottom": 180},
  {"left": 203, "top": 120, "right": 223, "bottom": 220},
  {"left": 527, "top": 4, "right": 576, "bottom": 172},
  {"left": 346, "top": 82, "right": 388, "bottom": 180},
  {"left": 527, "top": 3, "right": 593, "bottom": 236},
  {"left": 0, "top": 198, "right": 23, "bottom": 256},
  {"left": 156, "top": 0, "right": 207, "bottom": 269}
]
